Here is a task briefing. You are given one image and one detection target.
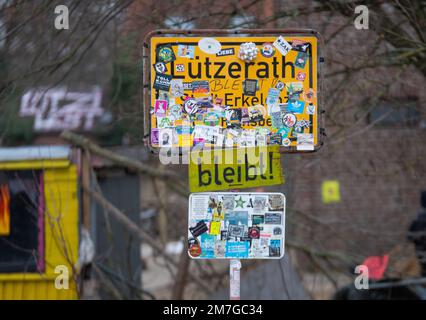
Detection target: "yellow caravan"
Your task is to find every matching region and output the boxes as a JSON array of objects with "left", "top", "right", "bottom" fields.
[{"left": 0, "top": 146, "right": 79, "bottom": 299}]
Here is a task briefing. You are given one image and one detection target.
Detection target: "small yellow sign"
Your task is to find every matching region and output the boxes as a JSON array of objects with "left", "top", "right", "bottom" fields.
[
  {"left": 321, "top": 180, "right": 341, "bottom": 204},
  {"left": 189, "top": 146, "right": 284, "bottom": 192}
]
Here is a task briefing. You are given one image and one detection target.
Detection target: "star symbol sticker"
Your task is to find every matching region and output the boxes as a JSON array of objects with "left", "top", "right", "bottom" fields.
[{"left": 235, "top": 196, "right": 246, "bottom": 208}]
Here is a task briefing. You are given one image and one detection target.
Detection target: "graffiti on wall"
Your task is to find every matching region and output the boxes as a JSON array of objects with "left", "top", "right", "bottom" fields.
[{"left": 20, "top": 87, "right": 104, "bottom": 131}]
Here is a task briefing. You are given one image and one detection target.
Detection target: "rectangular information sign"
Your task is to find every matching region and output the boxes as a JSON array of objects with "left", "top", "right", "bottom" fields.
[
  {"left": 144, "top": 30, "right": 323, "bottom": 153},
  {"left": 188, "top": 192, "right": 285, "bottom": 259}
]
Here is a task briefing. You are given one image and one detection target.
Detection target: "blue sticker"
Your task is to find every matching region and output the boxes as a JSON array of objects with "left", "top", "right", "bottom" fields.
[
  {"left": 200, "top": 234, "right": 216, "bottom": 258},
  {"left": 269, "top": 239, "right": 281, "bottom": 257},
  {"left": 225, "top": 211, "right": 248, "bottom": 226},
  {"left": 225, "top": 241, "right": 249, "bottom": 258},
  {"left": 286, "top": 100, "right": 305, "bottom": 114},
  {"left": 266, "top": 88, "right": 280, "bottom": 107}
]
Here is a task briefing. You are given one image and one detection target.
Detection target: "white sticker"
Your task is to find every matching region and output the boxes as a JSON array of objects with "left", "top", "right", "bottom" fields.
[
  {"left": 297, "top": 133, "right": 314, "bottom": 151},
  {"left": 273, "top": 36, "right": 292, "bottom": 56},
  {"left": 198, "top": 38, "right": 222, "bottom": 55},
  {"left": 170, "top": 79, "right": 184, "bottom": 97}
]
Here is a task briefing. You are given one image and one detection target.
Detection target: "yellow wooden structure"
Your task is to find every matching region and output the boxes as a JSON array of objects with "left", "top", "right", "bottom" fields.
[{"left": 0, "top": 146, "right": 79, "bottom": 299}]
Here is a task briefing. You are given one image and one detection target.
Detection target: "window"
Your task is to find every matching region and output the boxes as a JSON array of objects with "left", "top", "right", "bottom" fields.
[
  {"left": 368, "top": 99, "right": 419, "bottom": 127},
  {"left": 0, "top": 170, "right": 45, "bottom": 273}
]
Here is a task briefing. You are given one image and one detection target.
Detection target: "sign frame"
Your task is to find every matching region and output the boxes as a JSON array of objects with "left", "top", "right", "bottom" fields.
[{"left": 142, "top": 29, "right": 325, "bottom": 154}]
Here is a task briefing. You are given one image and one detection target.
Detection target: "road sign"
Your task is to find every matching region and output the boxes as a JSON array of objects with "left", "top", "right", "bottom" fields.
[
  {"left": 143, "top": 29, "right": 323, "bottom": 153},
  {"left": 188, "top": 146, "right": 284, "bottom": 192},
  {"left": 188, "top": 192, "right": 285, "bottom": 259}
]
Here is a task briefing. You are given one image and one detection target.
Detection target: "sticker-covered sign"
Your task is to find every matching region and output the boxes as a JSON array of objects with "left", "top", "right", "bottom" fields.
[
  {"left": 147, "top": 32, "right": 321, "bottom": 152},
  {"left": 188, "top": 192, "right": 285, "bottom": 259}
]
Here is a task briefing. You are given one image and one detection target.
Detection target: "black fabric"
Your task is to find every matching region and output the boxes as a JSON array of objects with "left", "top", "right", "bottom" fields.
[
  {"left": 408, "top": 210, "right": 426, "bottom": 276},
  {"left": 421, "top": 191, "right": 426, "bottom": 209}
]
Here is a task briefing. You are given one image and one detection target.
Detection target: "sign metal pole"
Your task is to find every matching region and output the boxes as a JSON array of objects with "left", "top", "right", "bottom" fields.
[{"left": 229, "top": 259, "right": 241, "bottom": 300}]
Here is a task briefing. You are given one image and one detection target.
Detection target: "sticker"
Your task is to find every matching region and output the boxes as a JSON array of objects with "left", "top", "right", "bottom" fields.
[
  {"left": 189, "top": 220, "right": 209, "bottom": 237},
  {"left": 200, "top": 234, "right": 216, "bottom": 258},
  {"left": 296, "top": 72, "right": 306, "bottom": 81},
  {"left": 154, "top": 62, "right": 167, "bottom": 73},
  {"left": 294, "top": 119, "right": 310, "bottom": 133},
  {"left": 153, "top": 73, "right": 172, "bottom": 91},
  {"left": 213, "top": 203, "right": 225, "bottom": 220},
  {"left": 291, "top": 41, "right": 310, "bottom": 53},
  {"left": 303, "top": 88, "right": 316, "bottom": 103},
  {"left": 248, "top": 227, "right": 260, "bottom": 239},
  {"left": 215, "top": 241, "right": 226, "bottom": 257},
  {"left": 253, "top": 197, "right": 267, "bottom": 211},
  {"left": 266, "top": 88, "right": 280, "bottom": 109},
  {"left": 225, "top": 210, "right": 248, "bottom": 225},
  {"left": 269, "top": 133, "right": 282, "bottom": 145},
  {"left": 296, "top": 133, "right": 314, "bottom": 151},
  {"left": 265, "top": 212, "right": 282, "bottom": 224},
  {"left": 175, "top": 64, "right": 185, "bottom": 72},
  {"left": 157, "top": 45, "right": 176, "bottom": 63},
  {"left": 256, "top": 133, "right": 267, "bottom": 146},
  {"left": 228, "top": 225, "right": 245, "bottom": 238},
  {"left": 269, "top": 240, "right": 281, "bottom": 257},
  {"left": 282, "top": 113, "right": 297, "bottom": 127},
  {"left": 225, "top": 241, "right": 249, "bottom": 258},
  {"left": 154, "top": 100, "right": 168, "bottom": 115},
  {"left": 282, "top": 138, "right": 291, "bottom": 147},
  {"left": 151, "top": 128, "right": 159, "bottom": 145},
  {"left": 286, "top": 100, "right": 305, "bottom": 114},
  {"left": 170, "top": 79, "right": 184, "bottom": 97},
  {"left": 198, "top": 38, "right": 222, "bottom": 54},
  {"left": 273, "top": 36, "right": 292, "bottom": 56},
  {"left": 273, "top": 226, "right": 282, "bottom": 236},
  {"left": 204, "top": 112, "right": 220, "bottom": 126},
  {"left": 261, "top": 42, "right": 275, "bottom": 58},
  {"left": 278, "top": 126, "right": 290, "bottom": 139},
  {"left": 184, "top": 98, "right": 199, "bottom": 114},
  {"left": 177, "top": 45, "right": 195, "bottom": 58},
  {"left": 183, "top": 82, "right": 192, "bottom": 91},
  {"left": 159, "top": 128, "right": 174, "bottom": 147},
  {"left": 275, "top": 81, "right": 285, "bottom": 91},
  {"left": 168, "top": 104, "right": 183, "bottom": 121},
  {"left": 243, "top": 79, "right": 259, "bottom": 96},
  {"left": 295, "top": 51, "right": 309, "bottom": 69},
  {"left": 271, "top": 112, "right": 284, "bottom": 129},
  {"left": 216, "top": 48, "right": 235, "bottom": 57},
  {"left": 192, "top": 80, "right": 210, "bottom": 94},
  {"left": 307, "top": 103, "right": 315, "bottom": 115},
  {"left": 252, "top": 105, "right": 267, "bottom": 119},
  {"left": 189, "top": 243, "right": 202, "bottom": 257},
  {"left": 210, "top": 221, "right": 221, "bottom": 235},
  {"left": 269, "top": 194, "right": 284, "bottom": 211},
  {"left": 252, "top": 215, "right": 264, "bottom": 225},
  {"left": 287, "top": 82, "right": 303, "bottom": 96},
  {"left": 238, "top": 42, "right": 258, "bottom": 62},
  {"left": 157, "top": 116, "right": 173, "bottom": 128}
]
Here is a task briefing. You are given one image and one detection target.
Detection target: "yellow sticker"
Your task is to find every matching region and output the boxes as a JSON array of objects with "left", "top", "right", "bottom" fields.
[
  {"left": 189, "top": 146, "right": 284, "bottom": 192},
  {"left": 322, "top": 180, "right": 341, "bottom": 204},
  {"left": 209, "top": 221, "right": 221, "bottom": 235}
]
